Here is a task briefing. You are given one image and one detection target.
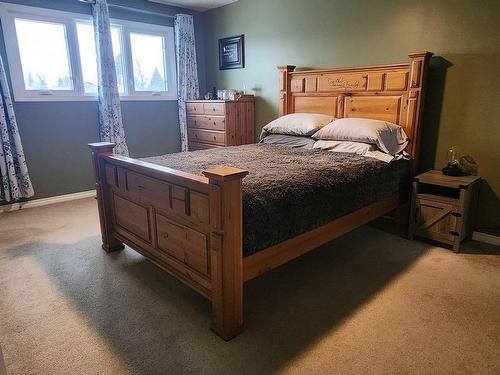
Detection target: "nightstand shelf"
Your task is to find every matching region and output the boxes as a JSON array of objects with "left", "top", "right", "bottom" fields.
[{"left": 409, "top": 170, "right": 480, "bottom": 252}]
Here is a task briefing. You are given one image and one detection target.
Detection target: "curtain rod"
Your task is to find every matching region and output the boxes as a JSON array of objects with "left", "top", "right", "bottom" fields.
[
  {"left": 78, "top": 1, "right": 175, "bottom": 19},
  {"left": 109, "top": 3, "right": 174, "bottom": 19}
]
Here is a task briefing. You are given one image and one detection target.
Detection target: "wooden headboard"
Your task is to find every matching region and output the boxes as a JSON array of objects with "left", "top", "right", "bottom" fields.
[{"left": 278, "top": 52, "right": 433, "bottom": 170}]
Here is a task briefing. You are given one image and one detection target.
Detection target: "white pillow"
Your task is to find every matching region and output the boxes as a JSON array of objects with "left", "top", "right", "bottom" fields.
[
  {"left": 261, "top": 113, "right": 334, "bottom": 137},
  {"left": 312, "top": 118, "right": 409, "bottom": 155},
  {"left": 313, "top": 140, "right": 377, "bottom": 155}
]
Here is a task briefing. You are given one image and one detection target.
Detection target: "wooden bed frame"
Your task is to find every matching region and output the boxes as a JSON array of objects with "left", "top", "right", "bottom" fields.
[{"left": 89, "top": 52, "right": 432, "bottom": 340}]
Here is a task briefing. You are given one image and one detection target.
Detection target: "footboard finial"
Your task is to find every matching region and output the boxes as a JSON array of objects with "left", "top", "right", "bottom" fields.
[
  {"left": 88, "top": 142, "right": 116, "bottom": 155},
  {"left": 202, "top": 166, "right": 249, "bottom": 182}
]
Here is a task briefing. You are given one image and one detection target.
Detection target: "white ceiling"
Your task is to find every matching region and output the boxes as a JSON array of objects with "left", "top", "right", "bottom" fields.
[{"left": 148, "top": 0, "right": 238, "bottom": 12}]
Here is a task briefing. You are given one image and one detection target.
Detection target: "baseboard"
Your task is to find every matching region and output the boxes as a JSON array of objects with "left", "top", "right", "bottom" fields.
[
  {"left": 472, "top": 231, "right": 500, "bottom": 246},
  {"left": 0, "top": 190, "right": 95, "bottom": 213}
]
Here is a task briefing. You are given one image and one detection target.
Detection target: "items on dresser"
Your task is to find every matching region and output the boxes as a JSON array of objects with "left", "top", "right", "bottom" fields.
[
  {"left": 204, "top": 88, "right": 240, "bottom": 100},
  {"left": 185, "top": 95, "right": 255, "bottom": 150}
]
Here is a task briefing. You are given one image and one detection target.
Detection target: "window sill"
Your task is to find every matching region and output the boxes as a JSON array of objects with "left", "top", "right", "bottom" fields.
[{"left": 13, "top": 95, "right": 178, "bottom": 102}]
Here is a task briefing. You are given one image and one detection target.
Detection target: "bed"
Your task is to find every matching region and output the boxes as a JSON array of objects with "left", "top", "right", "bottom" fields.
[{"left": 88, "top": 52, "right": 432, "bottom": 340}]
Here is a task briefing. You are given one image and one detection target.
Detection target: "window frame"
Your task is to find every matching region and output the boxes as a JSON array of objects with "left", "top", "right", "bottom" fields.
[
  {"left": 0, "top": 3, "right": 177, "bottom": 102},
  {"left": 121, "top": 20, "right": 177, "bottom": 99},
  {"left": 74, "top": 20, "right": 127, "bottom": 97}
]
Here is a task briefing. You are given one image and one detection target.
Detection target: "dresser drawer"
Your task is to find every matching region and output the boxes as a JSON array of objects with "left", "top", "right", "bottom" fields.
[
  {"left": 188, "top": 129, "right": 225, "bottom": 145},
  {"left": 188, "top": 142, "right": 222, "bottom": 151},
  {"left": 187, "top": 115, "right": 225, "bottom": 131},
  {"left": 186, "top": 102, "right": 204, "bottom": 114},
  {"left": 203, "top": 102, "right": 225, "bottom": 116}
]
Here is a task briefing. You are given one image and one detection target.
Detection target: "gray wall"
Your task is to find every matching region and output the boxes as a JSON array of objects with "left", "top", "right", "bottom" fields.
[
  {"left": 203, "top": 0, "right": 500, "bottom": 231},
  {"left": 0, "top": 0, "right": 207, "bottom": 199}
]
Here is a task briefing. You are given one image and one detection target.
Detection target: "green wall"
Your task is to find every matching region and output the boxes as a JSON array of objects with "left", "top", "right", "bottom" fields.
[
  {"left": 204, "top": 0, "right": 500, "bottom": 231},
  {"left": 0, "top": 0, "right": 207, "bottom": 199},
  {"left": 2, "top": 0, "right": 498, "bottom": 231}
]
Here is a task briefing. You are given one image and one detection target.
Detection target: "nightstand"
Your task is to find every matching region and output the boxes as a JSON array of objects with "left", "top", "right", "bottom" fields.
[{"left": 409, "top": 170, "right": 480, "bottom": 252}]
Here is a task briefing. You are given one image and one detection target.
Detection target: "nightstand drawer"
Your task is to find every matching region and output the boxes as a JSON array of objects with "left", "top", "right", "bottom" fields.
[
  {"left": 188, "top": 129, "right": 225, "bottom": 145},
  {"left": 416, "top": 193, "right": 459, "bottom": 207},
  {"left": 186, "top": 102, "right": 204, "bottom": 114},
  {"left": 203, "top": 102, "right": 225, "bottom": 115},
  {"left": 187, "top": 115, "right": 225, "bottom": 131}
]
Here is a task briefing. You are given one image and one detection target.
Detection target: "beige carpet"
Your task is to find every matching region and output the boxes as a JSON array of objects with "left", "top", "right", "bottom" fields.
[
  {"left": 0, "top": 344, "right": 5, "bottom": 375},
  {"left": 0, "top": 198, "right": 499, "bottom": 375}
]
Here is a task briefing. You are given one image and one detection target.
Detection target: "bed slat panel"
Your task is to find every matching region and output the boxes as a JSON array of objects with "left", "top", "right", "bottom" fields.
[{"left": 344, "top": 95, "right": 403, "bottom": 124}]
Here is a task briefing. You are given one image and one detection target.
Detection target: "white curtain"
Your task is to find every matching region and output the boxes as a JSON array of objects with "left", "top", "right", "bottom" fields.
[
  {"left": 174, "top": 14, "right": 200, "bottom": 151},
  {"left": 0, "top": 54, "right": 34, "bottom": 202},
  {"left": 93, "top": 0, "right": 129, "bottom": 156}
]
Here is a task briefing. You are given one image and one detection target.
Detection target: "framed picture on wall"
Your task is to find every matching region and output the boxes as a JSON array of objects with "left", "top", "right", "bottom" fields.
[{"left": 218, "top": 35, "right": 244, "bottom": 70}]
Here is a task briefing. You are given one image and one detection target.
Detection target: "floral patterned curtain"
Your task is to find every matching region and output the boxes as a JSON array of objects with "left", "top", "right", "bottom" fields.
[
  {"left": 0, "top": 54, "right": 34, "bottom": 202},
  {"left": 174, "top": 14, "right": 199, "bottom": 151},
  {"left": 93, "top": 0, "right": 129, "bottom": 156}
]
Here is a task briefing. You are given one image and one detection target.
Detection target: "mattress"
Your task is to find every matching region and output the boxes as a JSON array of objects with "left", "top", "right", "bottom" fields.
[{"left": 143, "top": 144, "right": 409, "bottom": 256}]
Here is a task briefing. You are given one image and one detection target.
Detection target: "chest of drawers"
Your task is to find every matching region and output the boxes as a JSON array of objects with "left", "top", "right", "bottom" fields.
[{"left": 185, "top": 95, "right": 255, "bottom": 150}]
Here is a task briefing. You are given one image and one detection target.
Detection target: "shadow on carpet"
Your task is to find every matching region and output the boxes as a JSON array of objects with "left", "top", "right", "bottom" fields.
[{"left": 3, "top": 226, "right": 430, "bottom": 374}]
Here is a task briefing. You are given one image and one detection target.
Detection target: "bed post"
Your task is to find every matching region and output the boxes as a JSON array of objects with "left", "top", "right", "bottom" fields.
[
  {"left": 407, "top": 51, "right": 433, "bottom": 172},
  {"left": 202, "top": 166, "right": 249, "bottom": 340},
  {"left": 88, "top": 142, "right": 124, "bottom": 253},
  {"left": 278, "top": 64, "right": 296, "bottom": 116}
]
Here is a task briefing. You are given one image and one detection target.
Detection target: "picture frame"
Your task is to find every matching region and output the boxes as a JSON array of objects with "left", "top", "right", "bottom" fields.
[{"left": 218, "top": 35, "right": 244, "bottom": 70}]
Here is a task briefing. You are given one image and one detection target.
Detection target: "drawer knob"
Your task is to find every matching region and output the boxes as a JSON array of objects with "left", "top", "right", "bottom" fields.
[
  {"left": 213, "top": 136, "right": 216, "bottom": 140},
  {"left": 212, "top": 108, "right": 216, "bottom": 111}
]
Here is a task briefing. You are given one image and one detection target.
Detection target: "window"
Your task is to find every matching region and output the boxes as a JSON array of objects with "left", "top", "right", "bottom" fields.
[
  {"left": 15, "top": 19, "right": 73, "bottom": 91},
  {"left": 130, "top": 33, "right": 168, "bottom": 92},
  {"left": 0, "top": 3, "right": 177, "bottom": 101},
  {"left": 76, "top": 22, "right": 125, "bottom": 94}
]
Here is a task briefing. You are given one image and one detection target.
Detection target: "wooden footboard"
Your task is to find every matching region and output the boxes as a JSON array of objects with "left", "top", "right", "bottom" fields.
[{"left": 89, "top": 142, "right": 248, "bottom": 340}]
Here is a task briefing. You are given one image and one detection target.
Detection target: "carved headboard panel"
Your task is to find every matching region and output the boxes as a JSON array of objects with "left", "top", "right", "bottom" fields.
[{"left": 278, "top": 52, "right": 433, "bottom": 170}]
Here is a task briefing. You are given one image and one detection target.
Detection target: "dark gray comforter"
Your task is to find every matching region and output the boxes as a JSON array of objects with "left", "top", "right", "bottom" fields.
[{"left": 143, "top": 144, "right": 409, "bottom": 256}]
